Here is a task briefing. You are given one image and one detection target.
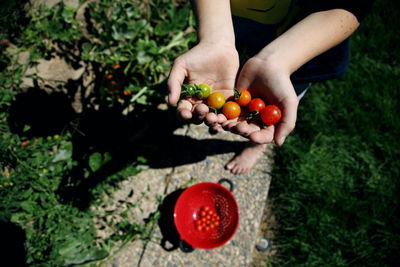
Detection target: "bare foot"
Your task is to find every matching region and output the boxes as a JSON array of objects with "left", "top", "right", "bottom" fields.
[{"left": 226, "top": 142, "right": 267, "bottom": 174}]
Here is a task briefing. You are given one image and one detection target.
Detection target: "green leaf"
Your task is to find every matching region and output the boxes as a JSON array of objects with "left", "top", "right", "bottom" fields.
[
  {"left": 23, "top": 124, "right": 31, "bottom": 132},
  {"left": 136, "top": 51, "right": 152, "bottom": 64},
  {"left": 52, "top": 148, "right": 72, "bottom": 162},
  {"left": 137, "top": 156, "right": 147, "bottom": 164},
  {"left": 59, "top": 239, "right": 108, "bottom": 265},
  {"left": 88, "top": 152, "right": 102, "bottom": 172}
]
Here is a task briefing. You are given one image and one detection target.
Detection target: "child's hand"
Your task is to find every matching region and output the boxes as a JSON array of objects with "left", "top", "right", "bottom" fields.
[
  {"left": 167, "top": 42, "right": 239, "bottom": 123},
  {"left": 222, "top": 56, "right": 299, "bottom": 146}
]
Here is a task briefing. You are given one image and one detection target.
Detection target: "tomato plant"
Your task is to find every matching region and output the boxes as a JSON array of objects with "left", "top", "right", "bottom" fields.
[
  {"left": 234, "top": 89, "right": 252, "bottom": 106},
  {"left": 260, "top": 105, "right": 282, "bottom": 125},
  {"left": 222, "top": 101, "right": 241, "bottom": 119},
  {"left": 207, "top": 92, "right": 226, "bottom": 110},
  {"left": 248, "top": 98, "right": 266, "bottom": 113}
]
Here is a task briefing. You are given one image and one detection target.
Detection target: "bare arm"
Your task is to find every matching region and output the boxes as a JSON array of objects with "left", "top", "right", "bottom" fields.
[
  {"left": 234, "top": 9, "right": 360, "bottom": 145},
  {"left": 167, "top": 0, "right": 239, "bottom": 124},
  {"left": 192, "top": 0, "right": 235, "bottom": 45},
  {"left": 257, "top": 9, "right": 360, "bottom": 76}
]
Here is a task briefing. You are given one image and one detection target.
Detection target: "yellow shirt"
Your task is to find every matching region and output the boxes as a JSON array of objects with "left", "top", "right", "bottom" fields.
[{"left": 230, "top": 0, "right": 292, "bottom": 24}]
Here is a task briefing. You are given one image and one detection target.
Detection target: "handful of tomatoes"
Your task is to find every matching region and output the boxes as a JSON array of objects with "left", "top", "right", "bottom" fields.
[{"left": 181, "top": 83, "right": 282, "bottom": 126}]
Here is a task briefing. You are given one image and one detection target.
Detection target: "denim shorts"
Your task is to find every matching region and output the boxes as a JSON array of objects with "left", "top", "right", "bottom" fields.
[{"left": 232, "top": 16, "right": 350, "bottom": 96}]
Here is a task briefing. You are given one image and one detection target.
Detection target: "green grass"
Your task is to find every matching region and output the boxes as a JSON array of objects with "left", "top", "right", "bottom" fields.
[{"left": 269, "top": 1, "right": 400, "bottom": 266}]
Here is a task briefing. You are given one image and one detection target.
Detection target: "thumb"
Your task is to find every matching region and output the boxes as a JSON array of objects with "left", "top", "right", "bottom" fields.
[
  {"left": 274, "top": 98, "right": 298, "bottom": 146},
  {"left": 167, "top": 59, "right": 187, "bottom": 106},
  {"left": 235, "top": 67, "right": 252, "bottom": 90}
]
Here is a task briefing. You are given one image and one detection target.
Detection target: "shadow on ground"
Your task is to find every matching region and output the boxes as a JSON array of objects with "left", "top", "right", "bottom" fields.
[
  {"left": 157, "top": 189, "right": 185, "bottom": 252},
  {"left": 0, "top": 220, "right": 27, "bottom": 266},
  {"left": 7, "top": 81, "right": 245, "bottom": 210}
]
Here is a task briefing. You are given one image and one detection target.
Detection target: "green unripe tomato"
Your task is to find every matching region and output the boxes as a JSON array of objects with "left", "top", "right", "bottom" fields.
[
  {"left": 181, "top": 84, "right": 197, "bottom": 97},
  {"left": 196, "top": 83, "right": 211, "bottom": 99}
]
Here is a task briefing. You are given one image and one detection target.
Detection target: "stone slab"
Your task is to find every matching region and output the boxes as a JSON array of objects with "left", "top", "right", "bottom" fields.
[{"left": 107, "top": 124, "right": 274, "bottom": 266}]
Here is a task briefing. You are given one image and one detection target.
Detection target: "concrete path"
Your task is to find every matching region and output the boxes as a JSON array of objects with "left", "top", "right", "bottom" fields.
[{"left": 97, "top": 124, "right": 274, "bottom": 267}]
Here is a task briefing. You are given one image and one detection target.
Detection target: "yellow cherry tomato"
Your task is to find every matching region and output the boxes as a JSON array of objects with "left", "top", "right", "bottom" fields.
[{"left": 207, "top": 92, "right": 225, "bottom": 110}]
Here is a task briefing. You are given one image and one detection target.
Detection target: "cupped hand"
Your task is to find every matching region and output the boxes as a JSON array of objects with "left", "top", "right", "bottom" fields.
[
  {"left": 167, "top": 42, "right": 239, "bottom": 123},
  {"left": 222, "top": 56, "right": 299, "bottom": 145}
]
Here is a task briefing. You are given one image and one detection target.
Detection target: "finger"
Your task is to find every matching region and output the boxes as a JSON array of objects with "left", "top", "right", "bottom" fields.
[
  {"left": 209, "top": 124, "right": 224, "bottom": 135},
  {"left": 193, "top": 103, "right": 209, "bottom": 120},
  {"left": 205, "top": 112, "right": 219, "bottom": 126},
  {"left": 222, "top": 120, "right": 238, "bottom": 132},
  {"left": 217, "top": 113, "right": 227, "bottom": 124},
  {"left": 249, "top": 126, "right": 275, "bottom": 144},
  {"left": 274, "top": 98, "right": 298, "bottom": 146},
  {"left": 235, "top": 121, "right": 256, "bottom": 137},
  {"left": 167, "top": 59, "right": 187, "bottom": 106},
  {"left": 236, "top": 67, "right": 252, "bottom": 90},
  {"left": 176, "top": 99, "right": 193, "bottom": 120}
]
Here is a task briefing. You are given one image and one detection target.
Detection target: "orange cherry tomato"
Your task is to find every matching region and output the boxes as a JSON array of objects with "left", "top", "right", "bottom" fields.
[
  {"left": 235, "top": 89, "right": 252, "bottom": 106},
  {"left": 222, "top": 101, "right": 241, "bottom": 119},
  {"left": 20, "top": 140, "right": 29, "bottom": 147},
  {"left": 123, "top": 90, "right": 132, "bottom": 96},
  {"left": 207, "top": 92, "right": 225, "bottom": 110}
]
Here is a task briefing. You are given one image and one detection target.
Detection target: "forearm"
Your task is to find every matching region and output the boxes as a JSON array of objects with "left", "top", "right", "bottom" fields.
[
  {"left": 192, "top": 0, "right": 235, "bottom": 45},
  {"left": 256, "top": 9, "right": 360, "bottom": 74}
]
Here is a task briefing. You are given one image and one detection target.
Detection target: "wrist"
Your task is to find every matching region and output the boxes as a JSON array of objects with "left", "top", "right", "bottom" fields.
[
  {"left": 197, "top": 38, "right": 236, "bottom": 48},
  {"left": 253, "top": 48, "right": 292, "bottom": 76},
  {"left": 193, "top": 0, "right": 235, "bottom": 46}
]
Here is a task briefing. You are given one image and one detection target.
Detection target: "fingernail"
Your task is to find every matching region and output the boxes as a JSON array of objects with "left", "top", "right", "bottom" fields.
[{"left": 279, "top": 137, "right": 286, "bottom": 145}]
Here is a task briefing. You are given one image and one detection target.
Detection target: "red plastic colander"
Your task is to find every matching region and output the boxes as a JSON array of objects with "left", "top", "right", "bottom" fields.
[{"left": 173, "top": 179, "right": 239, "bottom": 250}]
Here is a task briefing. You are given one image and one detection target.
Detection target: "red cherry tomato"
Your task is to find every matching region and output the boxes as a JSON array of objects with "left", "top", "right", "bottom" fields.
[
  {"left": 260, "top": 105, "right": 282, "bottom": 125},
  {"left": 248, "top": 98, "right": 266, "bottom": 112},
  {"left": 235, "top": 89, "right": 252, "bottom": 106},
  {"left": 222, "top": 101, "right": 241, "bottom": 119}
]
